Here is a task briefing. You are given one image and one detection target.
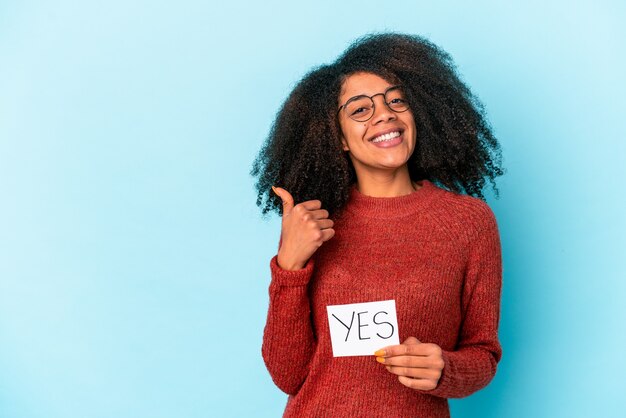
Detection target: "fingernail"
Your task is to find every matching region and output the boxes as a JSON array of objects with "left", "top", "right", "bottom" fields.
[
  {"left": 271, "top": 186, "right": 278, "bottom": 195},
  {"left": 374, "top": 349, "right": 385, "bottom": 356},
  {"left": 376, "top": 356, "right": 385, "bottom": 364}
]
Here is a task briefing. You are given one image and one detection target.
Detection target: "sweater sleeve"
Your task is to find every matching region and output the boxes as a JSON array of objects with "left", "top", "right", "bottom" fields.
[
  {"left": 261, "top": 254, "right": 316, "bottom": 395},
  {"left": 424, "top": 207, "right": 503, "bottom": 398}
]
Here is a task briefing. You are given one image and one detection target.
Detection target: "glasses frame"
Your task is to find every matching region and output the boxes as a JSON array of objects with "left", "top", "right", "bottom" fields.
[{"left": 337, "top": 85, "right": 409, "bottom": 122}]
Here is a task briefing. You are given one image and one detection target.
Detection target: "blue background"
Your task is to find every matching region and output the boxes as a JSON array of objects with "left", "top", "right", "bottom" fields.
[{"left": 1, "top": 1, "right": 625, "bottom": 417}]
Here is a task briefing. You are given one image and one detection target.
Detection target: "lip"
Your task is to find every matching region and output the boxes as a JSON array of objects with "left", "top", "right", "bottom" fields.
[{"left": 368, "top": 127, "right": 404, "bottom": 142}]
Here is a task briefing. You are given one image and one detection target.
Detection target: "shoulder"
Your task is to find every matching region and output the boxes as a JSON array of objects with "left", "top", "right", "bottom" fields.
[{"left": 427, "top": 184, "right": 499, "bottom": 240}]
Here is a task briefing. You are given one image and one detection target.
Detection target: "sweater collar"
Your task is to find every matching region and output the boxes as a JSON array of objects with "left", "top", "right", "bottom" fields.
[{"left": 345, "top": 179, "right": 438, "bottom": 218}]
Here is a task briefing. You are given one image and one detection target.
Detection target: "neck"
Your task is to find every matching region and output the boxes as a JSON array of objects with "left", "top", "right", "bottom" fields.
[{"left": 354, "top": 166, "right": 419, "bottom": 197}]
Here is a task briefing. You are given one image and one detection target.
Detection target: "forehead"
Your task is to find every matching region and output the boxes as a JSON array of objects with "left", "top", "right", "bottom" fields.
[{"left": 339, "top": 72, "right": 394, "bottom": 102}]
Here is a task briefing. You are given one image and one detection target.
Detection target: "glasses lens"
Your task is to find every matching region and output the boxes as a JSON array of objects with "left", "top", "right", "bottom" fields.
[
  {"left": 345, "top": 97, "right": 374, "bottom": 122},
  {"left": 385, "top": 87, "right": 409, "bottom": 112}
]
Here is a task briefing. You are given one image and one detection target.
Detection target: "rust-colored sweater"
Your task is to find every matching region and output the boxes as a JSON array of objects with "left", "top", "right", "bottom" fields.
[{"left": 262, "top": 179, "right": 503, "bottom": 417}]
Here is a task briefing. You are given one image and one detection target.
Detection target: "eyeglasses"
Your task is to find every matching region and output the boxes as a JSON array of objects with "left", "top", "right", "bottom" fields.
[{"left": 337, "top": 85, "right": 409, "bottom": 122}]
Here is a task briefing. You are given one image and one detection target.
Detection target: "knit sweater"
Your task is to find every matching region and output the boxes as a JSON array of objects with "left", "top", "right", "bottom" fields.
[{"left": 262, "top": 179, "right": 503, "bottom": 417}]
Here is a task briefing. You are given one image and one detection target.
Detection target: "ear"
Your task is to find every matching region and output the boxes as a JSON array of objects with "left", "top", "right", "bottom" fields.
[{"left": 340, "top": 136, "right": 350, "bottom": 152}]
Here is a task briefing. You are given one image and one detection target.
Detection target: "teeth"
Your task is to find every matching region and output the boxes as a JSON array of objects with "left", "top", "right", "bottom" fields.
[{"left": 371, "top": 131, "right": 401, "bottom": 143}]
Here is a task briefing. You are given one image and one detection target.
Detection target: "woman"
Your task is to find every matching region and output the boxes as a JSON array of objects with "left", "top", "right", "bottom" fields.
[{"left": 251, "top": 33, "right": 504, "bottom": 417}]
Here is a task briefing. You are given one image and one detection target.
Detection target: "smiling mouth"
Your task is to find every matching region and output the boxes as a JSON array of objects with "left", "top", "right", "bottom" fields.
[{"left": 370, "top": 131, "right": 402, "bottom": 143}]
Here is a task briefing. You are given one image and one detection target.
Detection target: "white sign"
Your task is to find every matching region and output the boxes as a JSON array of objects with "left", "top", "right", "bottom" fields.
[{"left": 326, "top": 300, "right": 399, "bottom": 357}]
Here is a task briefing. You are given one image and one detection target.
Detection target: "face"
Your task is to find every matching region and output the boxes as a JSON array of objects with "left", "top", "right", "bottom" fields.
[{"left": 338, "top": 72, "right": 417, "bottom": 178}]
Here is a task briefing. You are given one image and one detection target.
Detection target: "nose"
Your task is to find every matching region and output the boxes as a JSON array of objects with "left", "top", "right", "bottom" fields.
[{"left": 370, "top": 94, "right": 396, "bottom": 124}]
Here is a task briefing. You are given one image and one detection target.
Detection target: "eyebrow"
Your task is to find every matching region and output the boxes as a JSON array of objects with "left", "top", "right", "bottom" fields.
[
  {"left": 341, "top": 85, "right": 401, "bottom": 105},
  {"left": 344, "top": 93, "right": 369, "bottom": 102}
]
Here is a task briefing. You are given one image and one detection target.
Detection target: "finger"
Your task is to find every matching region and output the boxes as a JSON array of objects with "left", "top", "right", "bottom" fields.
[
  {"left": 320, "top": 228, "right": 335, "bottom": 242},
  {"left": 272, "top": 186, "right": 294, "bottom": 215},
  {"left": 316, "top": 219, "right": 334, "bottom": 230},
  {"left": 385, "top": 365, "right": 442, "bottom": 380},
  {"left": 397, "top": 375, "right": 438, "bottom": 391},
  {"left": 299, "top": 199, "right": 322, "bottom": 211},
  {"left": 376, "top": 355, "right": 432, "bottom": 368},
  {"left": 309, "top": 209, "right": 330, "bottom": 220},
  {"left": 375, "top": 343, "right": 428, "bottom": 358},
  {"left": 295, "top": 209, "right": 330, "bottom": 228}
]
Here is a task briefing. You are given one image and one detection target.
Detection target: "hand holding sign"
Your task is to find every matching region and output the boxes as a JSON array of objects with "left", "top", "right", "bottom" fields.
[
  {"left": 375, "top": 337, "right": 445, "bottom": 391},
  {"left": 272, "top": 186, "right": 335, "bottom": 271}
]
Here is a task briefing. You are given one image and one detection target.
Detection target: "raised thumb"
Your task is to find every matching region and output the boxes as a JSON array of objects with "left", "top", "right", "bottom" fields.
[{"left": 272, "top": 186, "right": 295, "bottom": 215}]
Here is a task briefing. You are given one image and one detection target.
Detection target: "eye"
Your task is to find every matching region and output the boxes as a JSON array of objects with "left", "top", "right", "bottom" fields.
[
  {"left": 389, "top": 98, "right": 407, "bottom": 104},
  {"left": 351, "top": 107, "right": 367, "bottom": 115}
]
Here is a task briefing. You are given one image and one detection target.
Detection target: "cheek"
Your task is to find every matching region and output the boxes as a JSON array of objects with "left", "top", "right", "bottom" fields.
[{"left": 341, "top": 125, "right": 367, "bottom": 145}]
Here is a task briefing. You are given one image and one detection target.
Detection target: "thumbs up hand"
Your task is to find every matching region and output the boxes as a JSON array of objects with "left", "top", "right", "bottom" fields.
[{"left": 272, "top": 186, "right": 335, "bottom": 271}]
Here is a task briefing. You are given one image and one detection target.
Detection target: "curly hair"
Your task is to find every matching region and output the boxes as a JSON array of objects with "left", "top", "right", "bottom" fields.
[{"left": 251, "top": 33, "right": 504, "bottom": 216}]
